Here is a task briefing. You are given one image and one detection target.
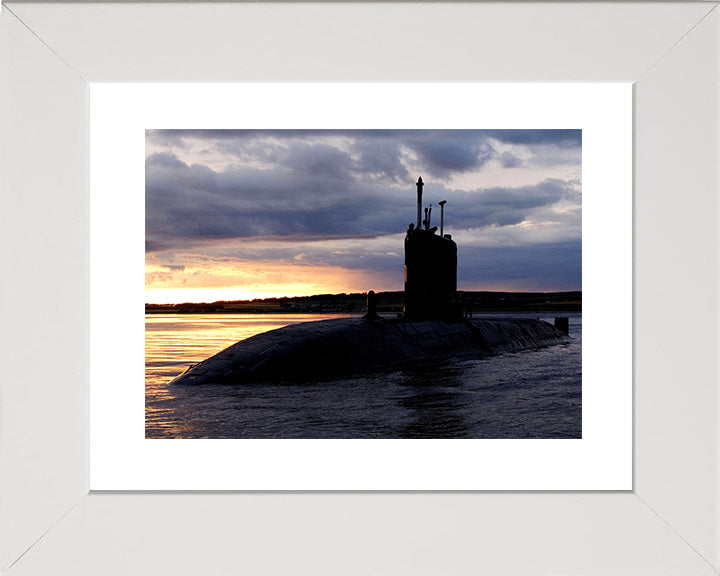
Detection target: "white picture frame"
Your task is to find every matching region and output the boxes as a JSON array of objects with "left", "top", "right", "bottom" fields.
[
  {"left": 89, "top": 82, "right": 631, "bottom": 491},
  {"left": 2, "top": 2, "right": 719, "bottom": 574}
]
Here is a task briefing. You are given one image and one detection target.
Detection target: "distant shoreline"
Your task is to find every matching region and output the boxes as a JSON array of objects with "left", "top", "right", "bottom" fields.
[{"left": 145, "top": 290, "right": 581, "bottom": 315}]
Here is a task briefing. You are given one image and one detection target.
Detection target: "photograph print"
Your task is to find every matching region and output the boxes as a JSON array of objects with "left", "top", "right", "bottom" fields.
[{"left": 145, "top": 129, "right": 581, "bottom": 439}]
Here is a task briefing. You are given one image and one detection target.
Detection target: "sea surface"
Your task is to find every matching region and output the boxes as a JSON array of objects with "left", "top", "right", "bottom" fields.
[{"left": 146, "top": 313, "right": 581, "bottom": 439}]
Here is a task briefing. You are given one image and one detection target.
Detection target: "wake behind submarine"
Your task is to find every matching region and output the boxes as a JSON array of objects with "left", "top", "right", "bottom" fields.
[{"left": 172, "top": 177, "right": 569, "bottom": 386}]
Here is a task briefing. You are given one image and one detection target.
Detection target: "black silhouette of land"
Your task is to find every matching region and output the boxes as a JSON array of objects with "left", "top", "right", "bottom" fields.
[{"left": 146, "top": 291, "right": 581, "bottom": 315}]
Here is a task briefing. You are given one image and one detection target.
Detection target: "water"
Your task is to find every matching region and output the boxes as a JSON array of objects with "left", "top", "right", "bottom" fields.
[{"left": 146, "top": 313, "right": 581, "bottom": 439}]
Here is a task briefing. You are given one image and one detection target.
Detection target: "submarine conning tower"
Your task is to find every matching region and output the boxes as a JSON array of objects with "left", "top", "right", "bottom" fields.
[{"left": 403, "top": 177, "right": 458, "bottom": 321}]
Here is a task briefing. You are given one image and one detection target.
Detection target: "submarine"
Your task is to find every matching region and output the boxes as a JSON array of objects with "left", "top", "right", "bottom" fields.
[{"left": 171, "top": 177, "right": 569, "bottom": 386}]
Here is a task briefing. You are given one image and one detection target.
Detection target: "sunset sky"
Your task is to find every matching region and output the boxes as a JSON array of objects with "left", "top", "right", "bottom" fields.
[{"left": 145, "top": 129, "right": 581, "bottom": 304}]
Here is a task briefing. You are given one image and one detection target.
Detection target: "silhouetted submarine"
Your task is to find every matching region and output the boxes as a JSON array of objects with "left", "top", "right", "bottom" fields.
[{"left": 172, "top": 177, "right": 569, "bottom": 386}]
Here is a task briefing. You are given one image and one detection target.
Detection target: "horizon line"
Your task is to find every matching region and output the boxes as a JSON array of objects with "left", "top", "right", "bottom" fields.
[{"left": 145, "top": 288, "right": 582, "bottom": 307}]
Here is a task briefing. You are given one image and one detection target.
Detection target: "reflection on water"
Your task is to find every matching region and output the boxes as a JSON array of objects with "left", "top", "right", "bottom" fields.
[
  {"left": 146, "top": 313, "right": 581, "bottom": 439},
  {"left": 146, "top": 314, "right": 355, "bottom": 436}
]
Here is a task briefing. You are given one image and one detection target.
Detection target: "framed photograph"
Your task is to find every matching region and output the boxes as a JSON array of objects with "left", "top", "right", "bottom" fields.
[
  {"left": 142, "top": 126, "right": 586, "bottom": 441},
  {"left": 2, "top": 2, "right": 718, "bottom": 574},
  {"left": 90, "top": 82, "right": 630, "bottom": 491}
]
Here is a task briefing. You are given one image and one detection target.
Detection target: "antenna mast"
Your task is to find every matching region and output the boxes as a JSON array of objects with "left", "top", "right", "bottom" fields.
[{"left": 416, "top": 177, "right": 424, "bottom": 229}]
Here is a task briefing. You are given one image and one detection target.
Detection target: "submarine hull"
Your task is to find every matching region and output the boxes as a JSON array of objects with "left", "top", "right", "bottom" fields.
[{"left": 171, "top": 317, "right": 569, "bottom": 386}]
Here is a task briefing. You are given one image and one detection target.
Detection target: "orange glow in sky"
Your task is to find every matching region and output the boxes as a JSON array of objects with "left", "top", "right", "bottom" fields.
[{"left": 145, "top": 261, "right": 400, "bottom": 304}]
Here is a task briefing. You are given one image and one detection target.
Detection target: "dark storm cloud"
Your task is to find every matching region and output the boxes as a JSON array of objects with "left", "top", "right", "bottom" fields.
[
  {"left": 214, "top": 139, "right": 285, "bottom": 164},
  {"left": 483, "top": 129, "right": 582, "bottom": 147},
  {"left": 284, "top": 143, "right": 354, "bottom": 178},
  {"left": 146, "top": 151, "right": 187, "bottom": 169},
  {"left": 145, "top": 151, "right": 371, "bottom": 249},
  {"left": 430, "top": 179, "right": 576, "bottom": 230},
  {"left": 499, "top": 151, "right": 522, "bottom": 168},
  {"left": 146, "top": 151, "right": 578, "bottom": 252},
  {"left": 147, "top": 128, "right": 581, "bottom": 147},
  {"left": 353, "top": 138, "right": 409, "bottom": 183},
  {"left": 410, "top": 139, "right": 494, "bottom": 176},
  {"left": 146, "top": 129, "right": 581, "bottom": 177}
]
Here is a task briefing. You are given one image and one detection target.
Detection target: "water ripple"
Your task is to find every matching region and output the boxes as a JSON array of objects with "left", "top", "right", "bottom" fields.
[{"left": 146, "top": 313, "right": 581, "bottom": 439}]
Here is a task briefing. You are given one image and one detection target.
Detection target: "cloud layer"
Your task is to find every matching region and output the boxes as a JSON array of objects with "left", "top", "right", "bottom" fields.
[{"left": 146, "top": 129, "right": 581, "bottom": 301}]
